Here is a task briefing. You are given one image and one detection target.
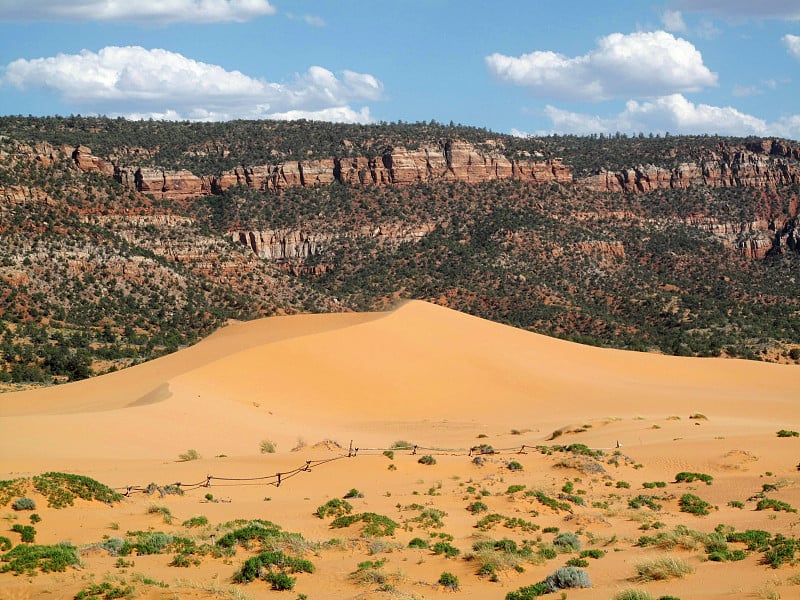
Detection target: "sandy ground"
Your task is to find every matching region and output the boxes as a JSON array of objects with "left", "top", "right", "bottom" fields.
[{"left": 0, "top": 301, "right": 798, "bottom": 600}]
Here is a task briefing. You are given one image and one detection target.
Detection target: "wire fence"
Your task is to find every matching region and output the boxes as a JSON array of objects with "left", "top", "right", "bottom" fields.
[{"left": 112, "top": 439, "right": 607, "bottom": 497}]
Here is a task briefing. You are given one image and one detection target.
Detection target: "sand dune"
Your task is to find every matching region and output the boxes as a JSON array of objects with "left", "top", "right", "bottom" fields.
[{"left": 1, "top": 302, "right": 798, "bottom": 599}]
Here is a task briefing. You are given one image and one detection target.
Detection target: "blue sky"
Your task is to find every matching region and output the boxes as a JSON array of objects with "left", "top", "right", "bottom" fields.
[{"left": 0, "top": 0, "right": 799, "bottom": 139}]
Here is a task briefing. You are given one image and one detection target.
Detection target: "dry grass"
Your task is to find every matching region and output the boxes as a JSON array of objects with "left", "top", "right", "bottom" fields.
[{"left": 634, "top": 556, "right": 694, "bottom": 581}]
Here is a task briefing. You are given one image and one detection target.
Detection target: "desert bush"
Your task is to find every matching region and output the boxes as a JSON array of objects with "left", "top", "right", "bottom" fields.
[
  {"left": 643, "top": 481, "right": 667, "bottom": 489},
  {"left": 506, "top": 484, "right": 526, "bottom": 494},
  {"left": 467, "top": 501, "right": 488, "bottom": 514},
  {"left": 438, "top": 571, "right": 459, "bottom": 590},
  {"left": 553, "top": 532, "right": 581, "bottom": 553},
  {"left": 178, "top": 449, "right": 200, "bottom": 461},
  {"left": 776, "top": 430, "right": 799, "bottom": 437},
  {"left": 390, "top": 440, "right": 413, "bottom": 450},
  {"left": 383, "top": 450, "right": 394, "bottom": 460},
  {"left": 264, "top": 571, "right": 295, "bottom": 590},
  {"left": 0, "top": 543, "right": 79, "bottom": 574},
  {"left": 505, "top": 582, "right": 550, "bottom": 599},
  {"left": 0, "top": 536, "right": 12, "bottom": 551},
  {"left": 580, "top": 549, "right": 606, "bottom": 559},
  {"left": 234, "top": 550, "right": 314, "bottom": 584},
  {"left": 344, "top": 488, "right": 363, "bottom": 499},
  {"left": 679, "top": 493, "right": 712, "bottom": 516},
  {"left": 31, "top": 472, "right": 120, "bottom": 508},
  {"left": 544, "top": 566, "right": 592, "bottom": 590},
  {"left": 756, "top": 498, "right": 797, "bottom": 513},
  {"left": 418, "top": 455, "right": 436, "bottom": 465},
  {"left": 761, "top": 534, "right": 798, "bottom": 569},
  {"left": 507, "top": 460, "right": 523, "bottom": 471},
  {"left": 566, "top": 557, "right": 589, "bottom": 567},
  {"left": 330, "top": 512, "right": 397, "bottom": 537},
  {"left": 29, "top": 513, "right": 41, "bottom": 524},
  {"left": 74, "top": 582, "right": 134, "bottom": 599},
  {"left": 11, "top": 524, "right": 35, "bottom": 543},
  {"left": 432, "top": 541, "right": 460, "bottom": 558},
  {"left": 629, "top": 495, "right": 663, "bottom": 511},
  {"left": 408, "top": 537, "right": 429, "bottom": 549},
  {"left": 475, "top": 513, "right": 504, "bottom": 531},
  {"left": 614, "top": 589, "right": 653, "bottom": 600},
  {"left": 11, "top": 497, "right": 35, "bottom": 511},
  {"left": 316, "top": 498, "right": 352, "bottom": 519},
  {"left": 727, "top": 500, "right": 745, "bottom": 509},
  {"left": 147, "top": 505, "right": 172, "bottom": 524},
  {"left": 616, "top": 481, "right": 631, "bottom": 488},
  {"left": 259, "top": 439, "right": 276, "bottom": 453},
  {"left": 674, "top": 472, "right": 713, "bottom": 485},
  {"left": 182, "top": 515, "right": 208, "bottom": 528},
  {"left": 634, "top": 556, "right": 693, "bottom": 581},
  {"left": 119, "top": 531, "right": 172, "bottom": 555}
]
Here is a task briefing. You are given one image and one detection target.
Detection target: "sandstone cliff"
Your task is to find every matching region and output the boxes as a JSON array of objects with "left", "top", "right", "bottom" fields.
[{"left": 582, "top": 148, "right": 800, "bottom": 193}]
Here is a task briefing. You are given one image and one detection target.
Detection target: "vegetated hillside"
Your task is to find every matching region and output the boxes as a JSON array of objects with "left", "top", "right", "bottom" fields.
[{"left": 1, "top": 117, "right": 799, "bottom": 387}]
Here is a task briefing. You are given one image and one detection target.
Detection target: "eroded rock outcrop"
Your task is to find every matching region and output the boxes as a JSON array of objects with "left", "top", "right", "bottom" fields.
[{"left": 583, "top": 149, "right": 800, "bottom": 193}]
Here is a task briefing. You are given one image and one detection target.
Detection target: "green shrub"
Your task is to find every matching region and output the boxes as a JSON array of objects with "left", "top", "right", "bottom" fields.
[
  {"left": 259, "top": 439, "right": 276, "bottom": 453},
  {"left": 776, "top": 430, "right": 799, "bottom": 438},
  {"left": 580, "top": 549, "right": 606, "bottom": 559},
  {"left": 614, "top": 590, "right": 653, "bottom": 600},
  {"left": 553, "top": 532, "right": 581, "bottom": 553},
  {"left": 727, "top": 500, "right": 745, "bottom": 509},
  {"left": 432, "top": 541, "right": 460, "bottom": 558},
  {"left": 761, "top": 535, "right": 798, "bottom": 569},
  {"left": 181, "top": 515, "right": 208, "bottom": 528},
  {"left": 11, "top": 497, "right": 35, "bottom": 511},
  {"left": 438, "top": 571, "right": 459, "bottom": 590},
  {"left": 383, "top": 450, "right": 394, "bottom": 460},
  {"left": 507, "top": 460, "right": 523, "bottom": 471},
  {"left": 679, "top": 493, "right": 712, "bottom": 516},
  {"left": 315, "top": 498, "right": 353, "bottom": 519},
  {"left": 628, "top": 495, "right": 662, "bottom": 511},
  {"left": 674, "top": 472, "right": 713, "bottom": 485},
  {"left": 506, "top": 484, "right": 526, "bottom": 494},
  {"left": 74, "top": 582, "right": 134, "bottom": 599},
  {"left": 616, "top": 481, "right": 631, "bottom": 489},
  {"left": 119, "top": 531, "right": 172, "bottom": 555},
  {"left": 0, "top": 543, "right": 79, "bottom": 574},
  {"left": 756, "top": 498, "right": 797, "bottom": 513},
  {"left": 408, "top": 537, "right": 429, "bottom": 549},
  {"left": 29, "top": 513, "right": 41, "bottom": 524},
  {"left": 264, "top": 571, "right": 296, "bottom": 590},
  {"left": 467, "top": 501, "right": 488, "bottom": 514},
  {"left": 418, "top": 455, "right": 436, "bottom": 465},
  {"left": 505, "top": 582, "right": 550, "bottom": 599},
  {"left": 32, "top": 472, "right": 121, "bottom": 508},
  {"left": 344, "top": 488, "right": 363, "bottom": 499},
  {"left": 537, "top": 546, "right": 558, "bottom": 560},
  {"left": 0, "top": 536, "right": 12, "bottom": 551},
  {"left": 330, "top": 512, "right": 397, "bottom": 537},
  {"left": 390, "top": 440, "right": 413, "bottom": 449},
  {"left": 475, "top": 513, "right": 504, "bottom": 531},
  {"left": 643, "top": 481, "right": 667, "bottom": 489},
  {"left": 566, "top": 557, "right": 589, "bottom": 567},
  {"left": 11, "top": 524, "right": 35, "bottom": 543},
  {"left": 215, "top": 521, "right": 284, "bottom": 548}
]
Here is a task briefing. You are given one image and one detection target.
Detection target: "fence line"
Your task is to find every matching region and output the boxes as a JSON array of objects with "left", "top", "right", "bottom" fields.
[{"left": 112, "top": 440, "right": 604, "bottom": 497}]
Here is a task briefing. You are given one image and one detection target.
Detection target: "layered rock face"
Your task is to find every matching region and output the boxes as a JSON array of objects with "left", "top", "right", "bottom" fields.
[
  {"left": 583, "top": 149, "right": 800, "bottom": 193},
  {"left": 208, "top": 141, "right": 571, "bottom": 193}
]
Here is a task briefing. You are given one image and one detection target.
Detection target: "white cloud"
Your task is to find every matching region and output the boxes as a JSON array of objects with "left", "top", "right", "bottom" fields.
[
  {"left": 661, "top": 10, "right": 686, "bottom": 32},
  {"left": 542, "top": 94, "right": 800, "bottom": 138},
  {"left": 0, "top": 0, "right": 276, "bottom": 24},
  {"left": 486, "top": 31, "right": 717, "bottom": 102},
  {"left": 784, "top": 34, "right": 800, "bottom": 60},
  {"left": 672, "top": 1, "right": 800, "bottom": 20},
  {"left": 1, "top": 46, "right": 383, "bottom": 123}
]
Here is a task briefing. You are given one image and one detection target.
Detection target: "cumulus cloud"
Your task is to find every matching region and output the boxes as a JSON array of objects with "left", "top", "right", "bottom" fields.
[
  {"left": 672, "top": 0, "right": 800, "bottom": 20},
  {"left": 0, "top": 0, "right": 276, "bottom": 24},
  {"left": 784, "top": 34, "right": 800, "bottom": 60},
  {"left": 0, "top": 46, "right": 383, "bottom": 123},
  {"left": 542, "top": 94, "right": 800, "bottom": 138},
  {"left": 661, "top": 10, "right": 686, "bottom": 32},
  {"left": 486, "top": 31, "right": 717, "bottom": 102}
]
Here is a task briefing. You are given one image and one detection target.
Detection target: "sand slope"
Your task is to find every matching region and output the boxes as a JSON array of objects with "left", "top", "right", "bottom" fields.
[{"left": 1, "top": 301, "right": 798, "bottom": 600}]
